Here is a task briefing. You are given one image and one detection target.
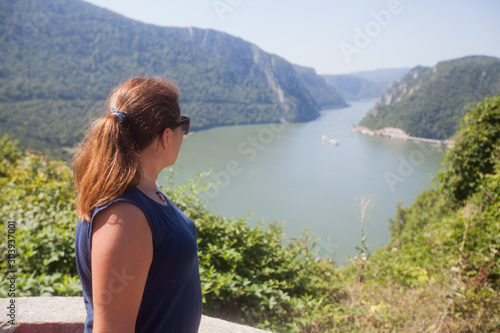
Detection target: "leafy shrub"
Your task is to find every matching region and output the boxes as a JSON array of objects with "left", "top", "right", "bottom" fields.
[
  {"left": 439, "top": 96, "right": 500, "bottom": 205},
  {"left": 0, "top": 135, "right": 80, "bottom": 296}
]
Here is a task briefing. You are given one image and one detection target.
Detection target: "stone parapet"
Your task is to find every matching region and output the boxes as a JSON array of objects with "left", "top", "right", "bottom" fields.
[{"left": 0, "top": 297, "right": 272, "bottom": 333}]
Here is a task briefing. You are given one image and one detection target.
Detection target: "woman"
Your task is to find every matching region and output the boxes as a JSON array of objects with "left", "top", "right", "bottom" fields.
[{"left": 73, "top": 77, "right": 202, "bottom": 333}]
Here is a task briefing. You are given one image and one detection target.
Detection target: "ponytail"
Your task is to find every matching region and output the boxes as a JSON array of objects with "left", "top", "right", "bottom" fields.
[
  {"left": 72, "top": 76, "right": 181, "bottom": 221},
  {"left": 73, "top": 115, "right": 140, "bottom": 221}
]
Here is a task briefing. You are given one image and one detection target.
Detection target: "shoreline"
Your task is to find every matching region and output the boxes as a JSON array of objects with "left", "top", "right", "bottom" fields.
[{"left": 352, "top": 125, "right": 455, "bottom": 148}]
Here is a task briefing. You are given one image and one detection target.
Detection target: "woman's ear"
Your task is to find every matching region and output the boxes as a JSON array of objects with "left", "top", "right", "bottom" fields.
[{"left": 159, "top": 128, "right": 172, "bottom": 150}]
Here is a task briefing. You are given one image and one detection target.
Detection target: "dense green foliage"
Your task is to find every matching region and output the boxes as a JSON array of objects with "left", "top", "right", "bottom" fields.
[
  {"left": 439, "top": 97, "right": 500, "bottom": 204},
  {"left": 360, "top": 56, "right": 500, "bottom": 139},
  {"left": 0, "top": 135, "right": 81, "bottom": 295},
  {"left": 1, "top": 97, "right": 499, "bottom": 331},
  {"left": 0, "top": 0, "right": 345, "bottom": 160}
]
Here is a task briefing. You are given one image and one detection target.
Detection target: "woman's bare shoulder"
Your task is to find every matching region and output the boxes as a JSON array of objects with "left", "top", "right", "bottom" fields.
[
  {"left": 93, "top": 201, "right": 148, "bottom": 231},
  {"left": 91, "top": 200, "right": 152, "bottom": 258}
]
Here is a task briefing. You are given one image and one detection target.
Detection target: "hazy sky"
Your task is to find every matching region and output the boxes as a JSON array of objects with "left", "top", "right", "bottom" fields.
[{"left": 84, "top": 0, "right": 500, "bottom": 75}]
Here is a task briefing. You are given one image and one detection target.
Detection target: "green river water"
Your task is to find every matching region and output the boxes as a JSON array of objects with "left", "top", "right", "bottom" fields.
[{"left": 159, "top": 100, "right": 445, "bottom": 263}]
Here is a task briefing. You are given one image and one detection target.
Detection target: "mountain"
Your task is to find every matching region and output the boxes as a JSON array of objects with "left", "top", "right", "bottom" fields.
[
  {"left": 322, "top": 68, "right": 410, "bottom": 101},
  {"left": 344, "top": 68, "right": 411, "bottom": 83},
  {"left": 359, "top": 56, "right": 500, "bottom": 139},
  {"left": 322, "top": 74, "right": 388, "bottom": 101},
  {"left": 0, "top": 0, "right": 346, "bottom": 158}
]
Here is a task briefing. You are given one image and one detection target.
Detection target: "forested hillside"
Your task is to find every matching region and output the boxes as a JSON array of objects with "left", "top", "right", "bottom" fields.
[
  {"left": 1, "top": 96, "right": 498, "bottom": 332},
  {"left": 0, "top": 0, "right": 345, "bottom": 159},
  {"left": 359, "top": 56, "right": 500, "bottom": 139}
]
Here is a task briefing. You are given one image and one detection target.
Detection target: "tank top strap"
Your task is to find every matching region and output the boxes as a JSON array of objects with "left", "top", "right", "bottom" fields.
[{"left": 89, "top": 187, "right": 165, "bottom": 249}]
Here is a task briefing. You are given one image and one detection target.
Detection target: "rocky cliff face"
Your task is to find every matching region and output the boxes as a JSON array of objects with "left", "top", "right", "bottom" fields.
[
  {"left": 369, "top": 66, "right": 429, "bottom": 115},
  {"left": 178, "top": 27, "right": 342, "bottom": 122}
]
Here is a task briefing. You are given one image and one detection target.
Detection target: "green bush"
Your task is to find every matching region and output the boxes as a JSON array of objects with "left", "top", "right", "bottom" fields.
[
  {"left": 439, "top": 96, "right": 500, "bottom": 205},
  {"left": 0, "top": 135, "right": 80, "bottom": 296}
]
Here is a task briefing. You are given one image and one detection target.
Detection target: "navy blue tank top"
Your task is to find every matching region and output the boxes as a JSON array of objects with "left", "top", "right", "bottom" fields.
[{"left": 75, "top": 187, "right": 202, "bottom": 333}]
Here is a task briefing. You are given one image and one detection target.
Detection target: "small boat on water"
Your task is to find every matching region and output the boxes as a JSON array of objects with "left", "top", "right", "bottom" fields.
[{"left": 322, "top": 135, "right": 339, "bottom": 145}]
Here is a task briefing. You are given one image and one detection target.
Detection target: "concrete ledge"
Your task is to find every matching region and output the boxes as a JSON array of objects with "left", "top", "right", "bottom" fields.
[{"left": 0, "top": 297, "right": 272, "bottom": 333}]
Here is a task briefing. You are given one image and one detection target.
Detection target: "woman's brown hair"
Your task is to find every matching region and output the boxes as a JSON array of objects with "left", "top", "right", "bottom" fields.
[{"left": 72, "top": 76, "right": 181, "bottom": 221}]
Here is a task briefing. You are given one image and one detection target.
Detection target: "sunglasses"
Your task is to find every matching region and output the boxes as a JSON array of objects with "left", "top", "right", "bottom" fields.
[
  {"left": 173, "top": 116, "right": 190, "bottom": 135},
  {"left": 152, "top": 116, "right": 190, "bottom": 140}
]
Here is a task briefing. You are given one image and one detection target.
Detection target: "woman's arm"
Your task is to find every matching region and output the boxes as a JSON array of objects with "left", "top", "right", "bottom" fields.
[{"left": 91, "top": 202, "right": 153, "bottom": 333}]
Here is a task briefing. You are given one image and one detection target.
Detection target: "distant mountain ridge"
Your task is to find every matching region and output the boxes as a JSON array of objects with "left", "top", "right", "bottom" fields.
[
  {"left": 343, "top": 68, "right": 411, "bottom": 83},
  {"left": 322, "top": 68, "right": 410, "bottom": 101},
  {"left": 323, "top": 75, "right": 388, "bottom": 101},
  {"left": 0, "top": 0, "right": 345, "bottom": 158},
  {"left": 359, "top": 56, "right": 500, "bottom": 139}
]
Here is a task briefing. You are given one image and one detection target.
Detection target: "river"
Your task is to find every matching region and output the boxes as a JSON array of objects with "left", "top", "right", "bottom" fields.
[{"left": 159, "top": 100, "right": 445, "bottom": 263}]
